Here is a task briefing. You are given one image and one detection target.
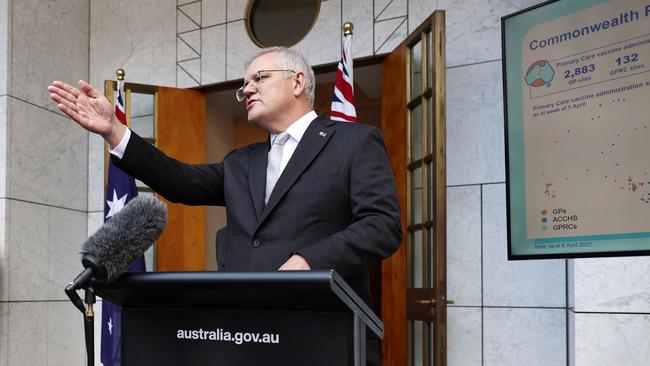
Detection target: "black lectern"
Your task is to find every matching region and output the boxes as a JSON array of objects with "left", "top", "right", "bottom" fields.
[{"left": 93, "top": 270, "right": 383, "bottom": 366}]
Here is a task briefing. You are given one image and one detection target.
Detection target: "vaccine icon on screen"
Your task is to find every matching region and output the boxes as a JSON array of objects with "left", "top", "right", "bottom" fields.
[{"left": 524, "top": 60, "right": 555, "bottom": 87}]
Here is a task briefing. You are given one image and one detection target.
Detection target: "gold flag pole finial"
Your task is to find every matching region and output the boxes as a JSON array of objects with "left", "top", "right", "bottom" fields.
[
  {"left": 343, "top": 22, "right": 353, "bottom": 36},
  {"left": 116, "top": 68, "right": 125, "bottom": 81}
]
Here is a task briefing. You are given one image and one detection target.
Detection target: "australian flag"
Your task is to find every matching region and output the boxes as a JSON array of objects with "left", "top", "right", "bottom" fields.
[
  {"left": 101, "top": 79, "right": 145, "bottom": 366},
  {"left": 331, "top": 28, "right": 357, "bottom": 122}
]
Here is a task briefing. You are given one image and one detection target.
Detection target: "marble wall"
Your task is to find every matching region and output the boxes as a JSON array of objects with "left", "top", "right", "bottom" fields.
[
  {"left": 0, "top": 7, "right": 7, "bottom": 304},
  {"left": 0, "top": 0, "right": 7, "bottom": 98},
  {"left": 568, "top": 256, "right": 650, "bottom": 366},
  {"left": 571, "top": 312, "right": 650, "bottom": 366},
  {"left": 442, "top": 0, "right": 569, "bottom": 364},
  {"left": 0, "top": 1, "right": 7, "bottom": 364},
  {"left": 0, "top": 96, "right": 6, "bottom": 201},
  {"left": 172, "top": 0, "right": 435, "bottom": 87},
  {"left": 0, "top": 0, "right": 91, "bottom": 365}
]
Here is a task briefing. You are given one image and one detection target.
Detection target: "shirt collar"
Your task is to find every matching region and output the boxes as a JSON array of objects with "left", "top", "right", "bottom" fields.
[{"left": 270, "top": 110, "right": 318, "bottom": 144}]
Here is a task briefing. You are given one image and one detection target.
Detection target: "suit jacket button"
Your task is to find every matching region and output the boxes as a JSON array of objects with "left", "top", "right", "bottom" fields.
[{"left": 252, "top": 239, "right": 261, "bottom": 248}]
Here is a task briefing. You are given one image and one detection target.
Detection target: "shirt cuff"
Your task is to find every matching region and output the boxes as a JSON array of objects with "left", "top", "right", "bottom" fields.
[{"left": 109, "top": 128, "right": 131, "bottom": 159}]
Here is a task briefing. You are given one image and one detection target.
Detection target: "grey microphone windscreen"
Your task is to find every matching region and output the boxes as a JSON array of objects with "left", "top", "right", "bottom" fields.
[{"left": 81, "top": 195, "right": 167, "bottom": 281}]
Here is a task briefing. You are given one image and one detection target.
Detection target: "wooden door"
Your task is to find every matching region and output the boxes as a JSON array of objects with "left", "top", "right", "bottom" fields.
[
  {"left": 381, "top": 40, "right": 408, "bottom": 366},
  {"left": 156, "top": 87, "right": 206, "bottom": 271},
  {"left": 381, "top": 10, "right": 448, "bottom": 366}
]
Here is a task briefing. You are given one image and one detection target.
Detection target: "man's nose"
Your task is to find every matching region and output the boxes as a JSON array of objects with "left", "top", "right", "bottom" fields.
[{"left": 243, "top": 82, "right": 256, "bottom": 97}]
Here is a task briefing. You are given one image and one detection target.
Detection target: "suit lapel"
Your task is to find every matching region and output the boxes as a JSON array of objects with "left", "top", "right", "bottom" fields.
[
  {"left": 257, "top": 118, "right": 336, "bottom": 228},
  {"left": 248, "top": 140, "right": 269, "bottom": 221}
]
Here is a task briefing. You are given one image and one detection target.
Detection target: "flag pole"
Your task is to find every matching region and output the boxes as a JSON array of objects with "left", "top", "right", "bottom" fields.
[
  {"left": 83, "top": 66, "right": 127, "bottom": 364},
  {"left": 102, "top": 68, "right": 142, "bottom": 366}
]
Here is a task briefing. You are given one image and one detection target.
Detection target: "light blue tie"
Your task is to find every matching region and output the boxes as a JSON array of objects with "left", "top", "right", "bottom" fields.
[{"left": 265, "top": 132, "right": 290, "bottom": 204}]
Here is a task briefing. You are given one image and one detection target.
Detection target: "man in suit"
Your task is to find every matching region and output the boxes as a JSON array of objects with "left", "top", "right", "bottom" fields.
[{"left": 48, "top": 47, "right": 401, "bottom": 365}]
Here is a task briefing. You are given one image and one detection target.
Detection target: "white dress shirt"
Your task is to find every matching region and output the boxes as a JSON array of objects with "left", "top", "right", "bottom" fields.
[{"left": 268, "top": 110, "right": 317, "bottom": 176}]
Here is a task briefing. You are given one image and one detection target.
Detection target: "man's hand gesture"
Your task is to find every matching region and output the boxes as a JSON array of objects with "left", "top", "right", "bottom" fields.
[{"left": 48, "top": 80, "right": 125, "bottom": 146}]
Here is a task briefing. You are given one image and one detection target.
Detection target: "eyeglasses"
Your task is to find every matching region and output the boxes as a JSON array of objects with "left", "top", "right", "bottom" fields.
[{"left": 235, "top": 69, "right": 296, "bottom": 102}]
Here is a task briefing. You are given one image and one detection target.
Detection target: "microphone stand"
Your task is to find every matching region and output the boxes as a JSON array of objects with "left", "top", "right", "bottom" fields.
[
  {"left": 65, "top": 283, "right": 97, "bottom": 366},
  {"left": 65, "top": 262, "right": 101, "bottom": 366},
  {"left": 84, "top": 287, "right": 96, "bottom": 366}
]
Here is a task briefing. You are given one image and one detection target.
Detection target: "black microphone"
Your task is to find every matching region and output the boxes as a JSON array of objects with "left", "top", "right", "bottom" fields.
[{"left": 66, "top": 195, "right": 167, "bottom": 297}]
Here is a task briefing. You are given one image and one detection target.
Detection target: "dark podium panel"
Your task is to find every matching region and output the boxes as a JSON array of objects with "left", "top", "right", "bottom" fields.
[{"left": 93, "top": 270, "right": 383, "bottom": 366}]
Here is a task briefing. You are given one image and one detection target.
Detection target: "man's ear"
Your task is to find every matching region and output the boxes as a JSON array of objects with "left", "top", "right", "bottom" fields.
[{"left": 293, "top": 71, "right": 306, "bottom": 97}]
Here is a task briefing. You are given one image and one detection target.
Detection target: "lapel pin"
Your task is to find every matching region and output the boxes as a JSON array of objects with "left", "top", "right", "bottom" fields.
[{"left": 319, "top": 131, "right": 327, "bottom": 137}]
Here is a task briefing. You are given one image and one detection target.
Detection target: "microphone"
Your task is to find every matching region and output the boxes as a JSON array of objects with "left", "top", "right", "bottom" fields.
[
  {"left": 66, "top": 195, "right": 167, "bottom": 297},
  {"left": 82, "top": 195, "right": 167, "bottom": 281}
]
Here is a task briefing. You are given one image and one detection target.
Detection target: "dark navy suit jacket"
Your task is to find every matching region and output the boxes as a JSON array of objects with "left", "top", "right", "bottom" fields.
[{"left": 114, "top": 116, "right": 402, "bottom": 306}]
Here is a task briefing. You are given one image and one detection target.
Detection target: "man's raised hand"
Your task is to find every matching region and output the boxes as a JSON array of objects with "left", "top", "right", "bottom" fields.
[{"left": 48, "top": 80, "right": 125, "bottom": 147}]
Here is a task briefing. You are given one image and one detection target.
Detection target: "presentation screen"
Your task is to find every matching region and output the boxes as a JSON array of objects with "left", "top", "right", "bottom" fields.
[{"left": 502, "top": 0, "right": 650, "bottom": 259}]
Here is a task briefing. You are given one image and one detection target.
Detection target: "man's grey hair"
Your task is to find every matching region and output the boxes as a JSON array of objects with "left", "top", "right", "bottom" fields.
[{"left": 245, "top": 47, "right": 316, "bottom": 106}]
